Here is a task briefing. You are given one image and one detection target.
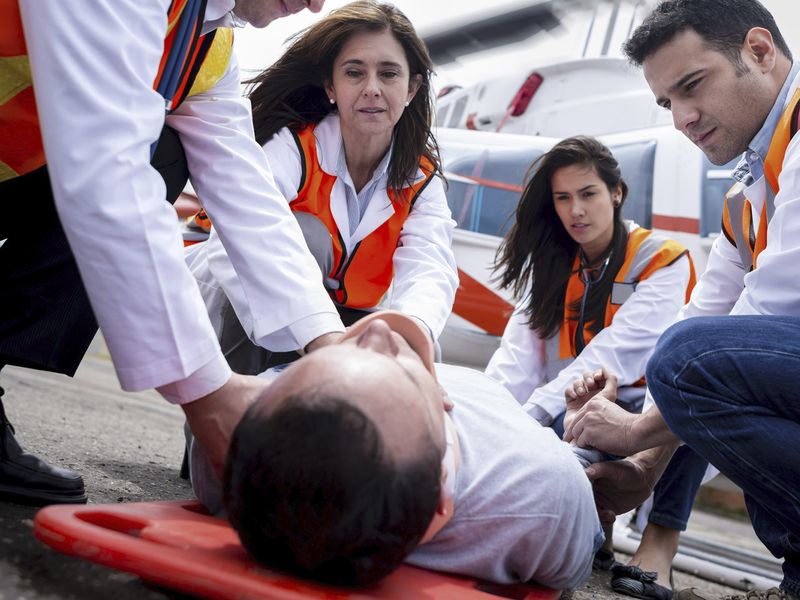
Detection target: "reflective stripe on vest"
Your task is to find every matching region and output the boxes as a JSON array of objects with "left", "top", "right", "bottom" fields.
[
  {"left": 721, "top": 87, "right": 800, "bottom": 271},
  {"left": 290, "top": 124, "right": 435, "bottom": 308},
  {"left": 0, "top": 0, "right": 231, "bottom": 182},
  {"left": 543, "top": 227, "right": 695, "bottom": 387}
]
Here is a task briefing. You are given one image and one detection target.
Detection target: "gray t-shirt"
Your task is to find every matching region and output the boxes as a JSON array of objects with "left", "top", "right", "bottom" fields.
[
  {"left": 190, "top": 363, "right": 602, "bottom": 589},
  {"left": 405, "top": 364, "right": 603, "bottom": 590}
]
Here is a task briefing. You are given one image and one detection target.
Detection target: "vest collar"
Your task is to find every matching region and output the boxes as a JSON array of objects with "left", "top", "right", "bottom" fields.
[{"left": 737, "top": 61, "right": 800, "bottom": 184}]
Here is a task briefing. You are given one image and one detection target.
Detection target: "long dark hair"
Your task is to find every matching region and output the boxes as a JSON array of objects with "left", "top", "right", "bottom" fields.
[
  {"left": 246, "top": 0, "right": 441, "bottom": 190},
  {"left": 494, "top": 136, "right": 629, "bottom": 339}
]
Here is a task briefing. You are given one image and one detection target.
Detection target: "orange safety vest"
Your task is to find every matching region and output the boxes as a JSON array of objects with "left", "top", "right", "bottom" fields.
[
  {"left": 544, "top": 227, "right": 696, "bottom": 385},
  {"left": 0, "top": 0, "right": 232, "bottom": 183},
  {"left": 290, "top": 124, "right": 436, "bottom": 308},
  {"left": 721, "top": 87, "right": 800, "bottom": 271}
]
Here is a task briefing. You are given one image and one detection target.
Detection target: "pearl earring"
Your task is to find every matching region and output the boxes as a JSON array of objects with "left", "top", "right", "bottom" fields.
[
  {"left": 404, "top": 101, "right": 410, "bottom": 107},
  {"left": 329, "top": 98, "right": 335, "bottom": 105}
]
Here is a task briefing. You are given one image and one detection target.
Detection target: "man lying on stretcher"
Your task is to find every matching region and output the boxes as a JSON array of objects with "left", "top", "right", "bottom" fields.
[{"left": 190, "top": 311, "right": 603, "bottom": 589}]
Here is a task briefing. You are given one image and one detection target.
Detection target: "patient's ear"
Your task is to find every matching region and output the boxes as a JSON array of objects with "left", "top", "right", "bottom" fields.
[
  {"left": 418, "top": 466, "right": 454, "bottom": 545},
  {"left": 436, "top": 465, "right": 450, "bottom": 516}
]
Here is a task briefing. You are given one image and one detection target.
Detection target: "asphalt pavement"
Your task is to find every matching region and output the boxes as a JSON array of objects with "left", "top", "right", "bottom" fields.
[{"left": 0, "top": 339, "right": 762, "bottom": 600}]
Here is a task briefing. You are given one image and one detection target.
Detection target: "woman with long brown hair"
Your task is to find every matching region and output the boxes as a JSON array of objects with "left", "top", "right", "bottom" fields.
[
  {"left": 187, "top": 0, "right": 457, "bottom": 364},
  {"left": 486, "top": 136, "right": 707, "bottom": 600}
]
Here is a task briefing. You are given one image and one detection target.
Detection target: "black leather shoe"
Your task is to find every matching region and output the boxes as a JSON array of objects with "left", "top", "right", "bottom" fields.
[{"left": 0, "top": 387, "right": 87, "bottom": 505}]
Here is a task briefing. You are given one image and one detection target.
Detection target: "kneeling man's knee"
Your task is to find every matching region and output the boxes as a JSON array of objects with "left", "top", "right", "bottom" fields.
[{"left": 646, "top": 318, "right": 716, "bottom": 425}]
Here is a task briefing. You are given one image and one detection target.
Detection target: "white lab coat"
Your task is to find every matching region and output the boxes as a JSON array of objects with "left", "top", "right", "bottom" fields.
[
  {"left": 19, "top": 0, "right": 342, "bottom": 402},
  {"left": 188, "top": 114, "right": 459, "bottom": 342}
]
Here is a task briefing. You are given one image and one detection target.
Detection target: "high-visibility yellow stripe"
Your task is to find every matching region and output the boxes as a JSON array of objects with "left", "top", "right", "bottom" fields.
[
  {"left": 187, "top": 28, "right": 233, "bottom": 98},
  {"left": 0, "top": 55, "right": 32, "bottom": 105},
  {"left": 0, "top": 159, "right": 19, "bottom": 183}
]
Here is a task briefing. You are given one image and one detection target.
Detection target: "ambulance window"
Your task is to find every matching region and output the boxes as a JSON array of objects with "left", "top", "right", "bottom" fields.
[
  {"left": 448, "top": 95, "right": 469, "bottom": 128},
  {"left": 435, "top": 103, "right": 451, "bottom": 128},
  {"left": 608, "top": 141, "right": 656, "bottom": 229},
  {"left": 701, "top": 156, "right": 738, "bottom": 237},
  {"left": 445, "top": 147, "right": 545, "bottom": 238}
]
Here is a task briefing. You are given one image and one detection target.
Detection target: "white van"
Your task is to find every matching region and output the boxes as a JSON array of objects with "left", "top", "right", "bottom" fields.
[
  {"left": 435, "top": 56, "right": 673, "bottom": 137},
  {"left": 435, "top": 126, "right": 739, "bottom": 368}
]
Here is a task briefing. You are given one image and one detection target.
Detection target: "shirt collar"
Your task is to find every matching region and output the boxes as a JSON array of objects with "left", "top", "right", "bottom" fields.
[
  {"left": 334, "top": 133, "right": 394, "bottom": 188},
  {"left": 737, "top": 61, "right": 800, "bottom": 183},
  {"left": 202, "top": 0, "right": 246, "bottom": 34}
]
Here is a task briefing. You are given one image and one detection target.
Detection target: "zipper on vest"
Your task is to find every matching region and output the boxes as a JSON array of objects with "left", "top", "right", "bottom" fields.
[{"left": 334, "top": 240, "right": 362, "bottom": 305}]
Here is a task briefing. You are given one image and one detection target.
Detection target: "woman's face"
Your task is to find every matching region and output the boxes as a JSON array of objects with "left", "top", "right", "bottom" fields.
[
  {"left": 551, "top": 162, "right": 621, "bottom": 262},
  {"left": 325, "top": 29, "right": 421, "bottom": 147}
]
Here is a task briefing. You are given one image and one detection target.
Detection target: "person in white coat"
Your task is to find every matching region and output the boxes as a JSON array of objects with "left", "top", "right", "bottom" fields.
[
  {"left": 186, "top": 0, "right": 458, "bottom": 373},
  {"left": 0, "top": 0, "right": 343, "bottom": 506},
  {"left": 485, "top": 136, "right": 705, "bottom": 599},
  {"left": 564, "top": 2, "right": 800, "bottom": 598}
]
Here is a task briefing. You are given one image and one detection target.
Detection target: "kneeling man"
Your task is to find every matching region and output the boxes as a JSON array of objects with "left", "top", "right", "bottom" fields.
[{"left": 195, "top": 312, "right": 602, "bottom": 589}]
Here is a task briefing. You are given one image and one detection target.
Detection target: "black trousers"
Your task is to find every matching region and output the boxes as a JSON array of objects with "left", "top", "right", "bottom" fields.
[{"left": 0, "top": 126, "right": 189, "bottom": 376}]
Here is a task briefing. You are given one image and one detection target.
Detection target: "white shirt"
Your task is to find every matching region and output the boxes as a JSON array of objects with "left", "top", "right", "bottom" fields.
[
  {"left": 189, "top": 114, "right": 459, "bottom": 340},
  {"left": 19, "top": 0, "right": 342, "bottom": 403},
  {"left": 486, "top": 241, "right": 691, "bottom": 424}
]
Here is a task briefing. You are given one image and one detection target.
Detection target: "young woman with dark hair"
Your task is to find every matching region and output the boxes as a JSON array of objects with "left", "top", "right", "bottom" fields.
[{"left": 486, "top": 136, "right": 707, "bottom": 600}]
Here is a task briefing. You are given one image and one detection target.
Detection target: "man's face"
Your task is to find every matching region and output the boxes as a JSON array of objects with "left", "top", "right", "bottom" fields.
[
  {"left": 643, "top": 29, "right": 774, "bottom": 165},
  {"left": 232, "top": 0, "right": 325, "bottom": 28},
  {"left": 258, "top": 314, "right": 446, "bottom": 462}
]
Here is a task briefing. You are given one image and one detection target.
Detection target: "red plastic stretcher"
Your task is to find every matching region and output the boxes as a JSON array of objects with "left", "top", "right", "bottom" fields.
[{"left": 33, "top": 500, "right": 559, "bottom": 600}]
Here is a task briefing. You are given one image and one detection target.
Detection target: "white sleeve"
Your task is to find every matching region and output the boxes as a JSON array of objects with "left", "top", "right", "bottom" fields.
[
  {"left": 526, "top": 255, "right": 691, "bottom": 422},
  {"left": 261, "top": 127, "right": 303, "bottom": 201},
  {"left": 731, "top": 136, "right": 800, "bottom": 316},
  {"left": 19, "top": 0, "right": 230, "bottom": 402},
  {"left": 168, "top": 53, "right": 344, "bottom": 351},
  {"left": 387, "top": 176, "right": 459, "bottom": 339},
  {"left": 641, "top": 236, "right": 745, "bottom": 412},
  {"left": 678, "top": 234, "right": 745, "bottom": 320},
  {"left": 484, "top": 302, "right": 547, "bottom": 411}
]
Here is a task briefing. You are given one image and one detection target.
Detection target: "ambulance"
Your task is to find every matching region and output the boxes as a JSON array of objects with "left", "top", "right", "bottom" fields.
[{"left": 435, "top": 56, "right": 673, "bottom": 137}]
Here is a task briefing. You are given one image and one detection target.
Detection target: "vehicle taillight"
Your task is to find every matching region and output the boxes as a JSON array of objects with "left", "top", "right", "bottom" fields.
[
  {"left": 508, "top": 72, "right": 543, "bottom": 117},
  {"left": 437, "top": 84, "right": 462, "bottom": 99}
]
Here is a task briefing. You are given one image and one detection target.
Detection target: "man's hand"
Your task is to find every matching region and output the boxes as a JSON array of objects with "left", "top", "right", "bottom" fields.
[
  {"left": 585, "top": 442, "right": 679, "bottom": 526},
  {"left": 182, "top": 373, "right": 271, "bottom": 478},
  {"left": 562, "top": 367, "right": 620, "bottom": 443},
  {"left": 564, "top": 398, "right": 639, "bottom": 457},
  {"left": 304, "top": 331, "right": 345, "bottom": 353},
  {"left": 585, "top": 458, "right": 658, "bottom": 526}
]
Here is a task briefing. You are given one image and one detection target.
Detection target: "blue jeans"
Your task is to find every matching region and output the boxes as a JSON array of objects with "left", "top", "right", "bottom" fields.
[
  {"left": 551, "top": 412, "right": 707, "bottom": 531},
  {"left": 648, "top": 316, "right": 800, "bottom": 596}
]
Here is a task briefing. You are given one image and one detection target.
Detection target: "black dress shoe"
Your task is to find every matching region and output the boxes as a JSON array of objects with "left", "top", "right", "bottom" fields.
[{"left": 0, "top": 387, "right": 87, "bottom": 505}]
